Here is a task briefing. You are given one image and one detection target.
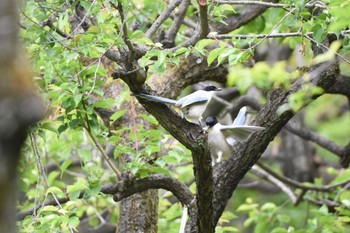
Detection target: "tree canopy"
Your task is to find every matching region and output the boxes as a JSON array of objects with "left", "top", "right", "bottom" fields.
[{"left": 16, "top": 0, "right": 350, "bottom": 232}]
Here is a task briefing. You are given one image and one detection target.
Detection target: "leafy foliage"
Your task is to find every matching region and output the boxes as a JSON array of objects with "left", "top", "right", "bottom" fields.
[{"left": 17, "top": 0, "right": 350, "bottom": 232}]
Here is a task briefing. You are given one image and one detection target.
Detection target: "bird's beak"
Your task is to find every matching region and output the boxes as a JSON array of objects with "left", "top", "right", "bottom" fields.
[{"left": 216, "top": 88, "right": 222, "bottom": 91}]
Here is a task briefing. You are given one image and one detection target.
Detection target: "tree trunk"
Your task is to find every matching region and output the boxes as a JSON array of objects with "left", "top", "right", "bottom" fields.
[
  {"left": 117, "top": 190, "right": 158, "bottom": 233},
  {"left": 0, "top": 0, "right": 42, "bottom": 231}
]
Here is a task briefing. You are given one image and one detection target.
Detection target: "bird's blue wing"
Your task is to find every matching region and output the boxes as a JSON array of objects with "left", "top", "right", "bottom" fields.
[
  {"left": 220, "top": 125, "right": 265, "bottom": 142},
  {"left": 232, "top": 106, "right": 247, "bottom": 126}
]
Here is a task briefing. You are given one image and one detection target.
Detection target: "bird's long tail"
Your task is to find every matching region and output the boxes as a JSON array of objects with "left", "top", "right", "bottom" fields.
[
  {"left": 132, "top": 93, "right": 178, "bottom": 105},
  {"left": 232, "top": 106, "right": 247, "bottom": 126}
]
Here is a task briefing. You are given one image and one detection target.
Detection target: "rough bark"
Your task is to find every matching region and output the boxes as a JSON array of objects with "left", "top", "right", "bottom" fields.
[{"left": 117, "top": 190, "right": 158, "bottom": 233}]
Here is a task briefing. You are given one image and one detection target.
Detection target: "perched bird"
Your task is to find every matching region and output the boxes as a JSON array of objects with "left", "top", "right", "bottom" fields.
[
  {"left": 132, "top": 85, "right": 222, "bottom": 125},
  {"left": 204, "top": 107, "right": 265, "bottom": 164}
]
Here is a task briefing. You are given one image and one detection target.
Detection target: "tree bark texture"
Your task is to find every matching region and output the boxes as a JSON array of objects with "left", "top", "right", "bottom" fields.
[{"left": 117, "top": 189, "right": 158, "bottom": 233}]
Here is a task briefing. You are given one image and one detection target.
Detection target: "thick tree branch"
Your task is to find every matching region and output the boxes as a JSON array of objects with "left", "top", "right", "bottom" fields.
[
  {"left": 327, "top": 75, "right": 350, "bottom": 97},
  {"left": 113, "top": 174, "right": 194, "bottom": 205},
  {"left": 212, "top": 60, "right": 339, "bottom": 224},
  {"left": 17, "top": 174, "right": 194, "bottom": 221}
]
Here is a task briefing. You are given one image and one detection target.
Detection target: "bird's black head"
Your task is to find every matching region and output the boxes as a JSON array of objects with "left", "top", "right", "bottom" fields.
[
  {"left": 205, "top": 116, "right": 218, "bottom": 128},
  {"left": 203, "top": 85, "right": 222, "bottom": 92}
]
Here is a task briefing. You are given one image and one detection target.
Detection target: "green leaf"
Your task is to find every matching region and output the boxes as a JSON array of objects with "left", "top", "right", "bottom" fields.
[
  {"left": 195, "top": 39, "right": 216, "bottom": 50},
  {"left": 207, "top": 47, "right": 225, "bottom": 66},
  {"left": 68, "top": 216, "right": 80, "bottom": 230},
  {"left": 110, "top": 109, "right": 127, "bottom": 121},
  {"left": 67, "top": 183, "right": 86, "bottom": 200},
  {"left": 140, "top": 114, "right": 158, "bottom": 125},
  {"left": 92, "top": 99, "right": 115, "bottom": 109},
  {"left": 40, "top": 205, "right": 59, "bottom": 214},
  {"left": 46, "top": 186, "right": 65, "bottom": 197},
  {"left": 40, "top": 122, "right": 58, "bottom": 134},
  {"left": 60, "top": 159, "right": 73, "bottom": 178}
]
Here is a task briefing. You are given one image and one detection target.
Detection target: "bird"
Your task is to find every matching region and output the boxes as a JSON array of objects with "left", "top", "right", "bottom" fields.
[
  {"left": 132, "top": 85, "right": 222, "bottom": 125},
  {"left": 203, "top": 107, "right": 265, "bottom": 164}
]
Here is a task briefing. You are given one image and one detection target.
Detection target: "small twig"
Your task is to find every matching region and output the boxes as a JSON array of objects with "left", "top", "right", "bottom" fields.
[
  {"left": 304, "top": 34, "right": 350, "bottom": 65},
  {"left": 250, "top": 8, "right": 295, "bottom": 49},
  {"left": 113, "top": 1, "right": 136, "bottom": 66},
  {"left": 257, "top": 161, "right": 350, "bottom": 192},
  {"left": 212, "top": 0, "right": 327, "bottom": 9},
  {"left": 69, "top": 0, "right": 96, "bottom": 37},
  {"left": 130, "top": 97, "right": 139, "bottom": 153},
  {"left": 144, "top": 0, "right": 182, "bottom": 38},
  {"left": 334, "top": 182, "right": 350, "bottom": 202},
  {"left": 303, "top": 196, "right": 340, "bottom": 207},
  {"left": 208, "top": 29, "right": 350, "bottom": 39},
  {"left": 251, "top": 166, "right": 297, "bottom": 203},
  {"left": 209, "top": 31, "right": 311, "bottom": 39},
  {"left": 83, "top": 125, "right": 122, "bottom": 179},
  {"left": 45, "top": 17, "right": 73, "bottom": 39}
]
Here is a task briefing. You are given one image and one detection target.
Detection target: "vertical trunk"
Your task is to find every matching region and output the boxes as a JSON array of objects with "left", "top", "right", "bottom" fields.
[
  {"left": 0, "top": 0, "right": 42, "bottom": 231},
  {"left": 117, "top": 189, "right": 158, "bottom": 233}
]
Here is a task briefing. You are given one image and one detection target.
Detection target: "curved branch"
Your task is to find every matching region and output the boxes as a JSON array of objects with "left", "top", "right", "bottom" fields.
[
  {"left": 327, "top": 75, "right": 350, "bottom": 97},
  {"left": 113, "top": 174, "right": 194, "bottom": 205},
  {"left": 17, "top": 174, "right": 194, "bottom": 221}
]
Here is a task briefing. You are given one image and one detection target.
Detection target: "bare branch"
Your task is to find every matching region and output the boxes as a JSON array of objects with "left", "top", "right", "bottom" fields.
[
  {"left": 212, "top": 0, "right": 327, "bottom": 9},
  {"left": 44, "top": 16, "right": 73, "bottom": 39},
  {"left": 112, "top": 1, "right": 136, "bottom": 66},
  {"left": 199, "top": 0, "right": 209, "bottom": 38},
  {"left": 208, "top": 30, "right": 350, "bottom": 40},
  {"left": 144, "top": 0, "right": 182, "bottom": 38},
  {"left": 256, "top": 161, "right": 350, "bottom": 192},
  {"left": 251, "top": 166, "right": 297, "bottom": 203},
  {"left": 164, "top": 0, "right": 191, "bottom": 47},
  {"left": 305, "top": 34, "right": 350, "bottom": 64},
  {"left": 303, "top": 196, "right": 340, "bottom": 208},
  {"left": 285, "top": 122, "right": 347, "bottom": 158}
]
